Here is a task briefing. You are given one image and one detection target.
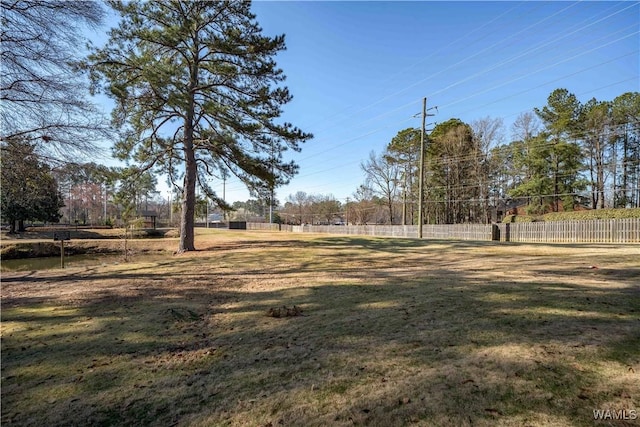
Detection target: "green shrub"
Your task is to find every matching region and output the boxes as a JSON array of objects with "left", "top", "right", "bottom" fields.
[
  {"left": 500, "top": 215, "right": 516, "bottom": 223},
  {"left": 543, "top": 208, "right": 640, "bottom": 221},
  {"left": 514, "top": 215, "right": 537, "bottom": 223},
  {"left": 502, "top": 208, "right": 640, "bottom": 223},
  {"left": 500, "top": 214, "right": 537, "bottom": 223}
]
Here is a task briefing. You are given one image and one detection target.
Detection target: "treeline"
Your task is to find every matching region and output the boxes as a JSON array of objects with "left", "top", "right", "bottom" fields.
[
  {"left": 268, "top": 190, "right": 394, "bottom": 225},
  {"left": 0, "top": 144, "right": 165, "bottom": 232},
  {"left": 239, "top": 189, "right": 403, "bottom": 226},
  {"left": 361, "top": 89, "right": 639, "bottom": 224}
]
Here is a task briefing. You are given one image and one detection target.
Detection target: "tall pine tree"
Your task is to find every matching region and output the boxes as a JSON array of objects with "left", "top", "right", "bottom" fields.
[
  {"left": 611, "top": 92, "right": 640, "bottom": 208},
  {"left": 534, "top": 89, "right": 586, "bottom": 212},
  {"left": 386, "top": 128, "right": 420, "bottom": 225},
  {"left": 88, "top": 1, "right": 311, "bottom": 252},
  {"left": 427, "top": 119, "right": 480, "bottom": 224}
]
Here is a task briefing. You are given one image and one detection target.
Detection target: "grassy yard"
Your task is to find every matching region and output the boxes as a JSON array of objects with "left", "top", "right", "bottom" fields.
[{"left": 1, "top": 230, "right": 639, "bottom": 426}]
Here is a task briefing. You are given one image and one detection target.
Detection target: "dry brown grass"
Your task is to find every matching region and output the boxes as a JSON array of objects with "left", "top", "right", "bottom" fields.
[{"left": 1, "top": 230, "right": 639, "bottom": 426}]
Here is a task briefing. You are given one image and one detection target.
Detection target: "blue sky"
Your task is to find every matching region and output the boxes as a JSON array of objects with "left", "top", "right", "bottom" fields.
[{"left": 89, "top": 1, "right": 640, "bottom": 205}]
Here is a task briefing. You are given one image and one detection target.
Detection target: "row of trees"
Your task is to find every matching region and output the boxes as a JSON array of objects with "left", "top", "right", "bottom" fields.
[
  {"left": 0, "top": 149, "right": 165, "bottom": 232},
  {"left": 55, "top": 163, "right": 161, "bottom": 226},
  {"left": 234, "top": 190, "right": 384, "bottom": 226},
  {"left": 5, "top": 90, "right": 637, "bottom": 231},
  {"left": 279, "top": 192, "right": 341, "bottom": 225},
  {"left": 361, "top": 89, "right": 639, "bottom": 224}
]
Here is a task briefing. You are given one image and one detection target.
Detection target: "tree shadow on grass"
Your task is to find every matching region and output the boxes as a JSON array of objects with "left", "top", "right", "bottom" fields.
[{"left": 1, "top": 240, "right": 639, "bottom": 427}]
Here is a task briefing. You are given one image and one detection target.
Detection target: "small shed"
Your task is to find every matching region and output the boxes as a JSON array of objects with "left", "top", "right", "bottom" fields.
[{"left": 139, "top": 210, "right": 158, "bottom": 229}]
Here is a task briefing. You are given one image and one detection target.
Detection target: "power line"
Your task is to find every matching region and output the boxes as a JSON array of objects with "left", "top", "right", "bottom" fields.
[
  {"left": 290, "top": 1, "right": 612, "bottom": 151},
  {"left": 288, "top": 117, "right": 637, "bottom": 183},
  {"left": 455, "top": 60, "right": 638, "bottom": 122},
  {"left": 294, "top": 1, "right": 534, "bottom": 138},
  {"left": 287, "top": 63, "right": 634, "bottom": 179},
  {"left": 419, "top": 187, "right": 640, "bottom": 205},
  {"left": 282, "top": 7, "right": 636, "bottom": 168},
  {"left": 438, "top": 30, "right": 639, "bottom": 111},
  {"left": 358, "top": 2, "right": 587, "bottom": 114},
  {"left": 429, "top": 18, "right": 638, "bottom": 101},
  {"left": 297, "top": 107, "right": 419, "bottom": 162}
]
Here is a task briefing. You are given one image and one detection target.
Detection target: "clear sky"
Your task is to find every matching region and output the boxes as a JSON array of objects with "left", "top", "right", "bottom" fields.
[{"left": 89, "top": 1, "right": 640, "bottom": 205}]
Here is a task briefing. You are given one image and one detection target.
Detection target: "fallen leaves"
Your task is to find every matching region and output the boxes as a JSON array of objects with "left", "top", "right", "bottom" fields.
[{"left": 267, "top": 306, "right": 304, "bottom": 318}]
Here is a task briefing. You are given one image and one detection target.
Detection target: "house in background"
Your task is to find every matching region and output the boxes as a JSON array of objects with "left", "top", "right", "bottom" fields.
[{"left": 491, "top": 197, "right": 592, "bottom": 222}]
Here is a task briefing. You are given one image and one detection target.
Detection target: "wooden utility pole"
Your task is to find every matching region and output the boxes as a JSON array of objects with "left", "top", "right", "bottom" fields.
[
  {"left": 417, "top": 97, "right": 437, "bottom": 238},
  {"left": 418, "top": 97, "right": 426, "bottom": 238}
]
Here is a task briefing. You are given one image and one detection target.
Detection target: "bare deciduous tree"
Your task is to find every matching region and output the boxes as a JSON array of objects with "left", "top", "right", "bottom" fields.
[
  {"left": 471, "top": 117, "right": 503, "bottom": 222},
  {"left": 0, "top": 0, "right": 110, "bottom": 160},
  {"left": 511, "top": 111, "right": 540, "bottom": 142},
  {"left": 360, "top": 150, "right": 400, "bottom": 224},
  {"left": 285, "top": 191, "right": 310, "bottom": 225}
]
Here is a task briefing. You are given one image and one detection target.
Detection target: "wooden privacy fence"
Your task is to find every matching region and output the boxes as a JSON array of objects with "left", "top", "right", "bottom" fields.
[
  {"left": 246, "top": 222, "right": 293, "bottom": 232},
  {"left": 422, "top": 224, "right": 492, "bottom": 241},
  {"left": 247, "top": 223, "right": 493, "bottom": 240},
  {"left": 496, "top": 219, "right": 640, "bottom": 243},
  {"left": 246, "top": 218, "right": 640, "bottom": 243},
  {"left": 294, "top": 224, "right": 421, "bottom": 238}
]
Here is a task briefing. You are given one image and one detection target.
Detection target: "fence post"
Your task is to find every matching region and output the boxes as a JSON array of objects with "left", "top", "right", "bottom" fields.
[{"left": 491, "top": 224, "right": 500, "bottom": 241}]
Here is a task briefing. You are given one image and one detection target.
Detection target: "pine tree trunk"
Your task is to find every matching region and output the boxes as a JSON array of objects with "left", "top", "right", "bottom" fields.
[
  {"left": 179, "top": 141, "right": 197, "bottom": 252},
  {"left": 178, "top": 60, "right": 198, "bottom": 253}
]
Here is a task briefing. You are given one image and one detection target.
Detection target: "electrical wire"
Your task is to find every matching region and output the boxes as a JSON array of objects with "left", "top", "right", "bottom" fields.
[
  {"left": 284, "top": 109, "right": 638, "bottom": 190},
  {"left": 427, "top": 4, "right": 638, "bottom": 101},
  {"left": 278, "top": 3, "right": 637, "bottom": 168},
  {"left": 287, "top": 1, "right": 619, "bottom": 153},
  {"left": 296, "top": 1, "right": 534, "bottom": 136}
]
